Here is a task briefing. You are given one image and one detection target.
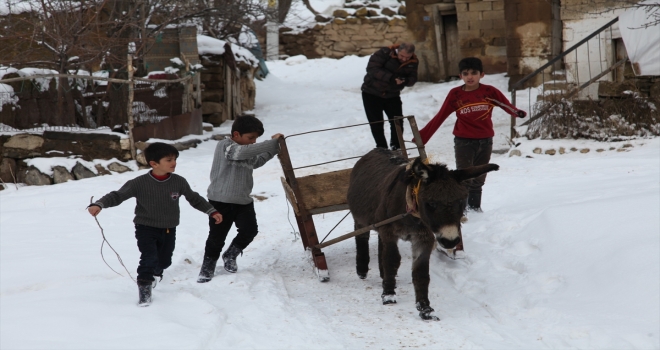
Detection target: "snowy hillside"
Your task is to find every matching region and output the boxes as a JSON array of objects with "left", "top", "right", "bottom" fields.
[{"left": 1, "top": 55, "right": 658, "bottom": 349}]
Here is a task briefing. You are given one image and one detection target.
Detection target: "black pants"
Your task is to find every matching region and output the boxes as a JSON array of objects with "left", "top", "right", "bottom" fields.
[
  {"left": 203, "top": 200, "right": 258, "bottom": 260},
  {"left": 362, "top": 92, "right": 404, "bottom": 149},
  {"left": 135, "top": 224, "right": 176, "bottom": 282},
  {"left": 454, "top": 137, "right": 493, "bottom": 194}
]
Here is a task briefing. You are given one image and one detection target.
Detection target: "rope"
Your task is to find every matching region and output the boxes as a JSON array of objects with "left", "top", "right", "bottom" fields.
[
  {"left": 285, "top": 116, "right": 411, "bottom": 139},
  {"left": 319, "top": 211, "right": 351, "bottom": 244},
  {"left": 89, "top": 196, "right": 136, "bottom": 283}
]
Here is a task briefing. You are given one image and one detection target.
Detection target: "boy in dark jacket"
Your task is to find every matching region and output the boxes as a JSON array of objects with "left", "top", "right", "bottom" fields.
[
  {"left": 418, "top": 57, "right": 527, "bottom": 213},
  {"left": 361, "top": 43, "right": 418, "bottom": 150},
  {"left": 197, "top": 115, "right": 283, "bottom": 283},
  {"left": 88, "top": 142, "right": 223, "bottom": 306}
]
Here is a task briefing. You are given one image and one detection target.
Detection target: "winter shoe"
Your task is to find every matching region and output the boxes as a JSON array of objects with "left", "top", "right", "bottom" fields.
[
  {"left": 197, "top": 256, "right": 218, "bottom": 283},
  {"left": 222, "top": 245, "right": 242, "bottom": 273},
  {"left": 137, "top": 280, "right": 153, "bottom": 306}
]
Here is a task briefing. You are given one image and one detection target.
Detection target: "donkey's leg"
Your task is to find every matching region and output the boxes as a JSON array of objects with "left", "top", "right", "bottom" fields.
[
  {"left": 411, "top": 237, "right": 439, "bottom": 321},
  {"left": 355, "top": 223, "right": 370, "bottom": 279},
  {"left": 379, "top": 233, "right": 401, "bottom": 305}
]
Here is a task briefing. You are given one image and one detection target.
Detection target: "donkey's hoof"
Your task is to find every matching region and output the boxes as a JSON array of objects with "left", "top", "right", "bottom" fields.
[
  {"left": 357, "top": 272, "right": 367, "bottom": 279},
  {"left": 382, "top": 294, "right": 397, "bottom": 305},
  {"left": 416, "top": 303, "right": 440, "bottom": 321}
]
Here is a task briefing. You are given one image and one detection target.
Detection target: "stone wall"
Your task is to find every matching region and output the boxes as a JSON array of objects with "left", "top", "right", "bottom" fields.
[{"left": 279, "top": 5, "right": 411, "bottom": 59}]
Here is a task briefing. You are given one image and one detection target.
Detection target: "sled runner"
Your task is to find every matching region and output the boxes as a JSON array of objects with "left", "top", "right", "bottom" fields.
[{"left": 277, "top": 116, "right": 427, "bottom": 282}]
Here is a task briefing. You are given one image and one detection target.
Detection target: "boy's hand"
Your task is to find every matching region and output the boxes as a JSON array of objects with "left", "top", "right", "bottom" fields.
[
  {"left": 516, "top": 110, "right": 527, "bottom": 118},
  {"left": 88, "top": 205, "right": 101, "bottom": 217},
  {"left": 271, "top": 133, "right": 284, "bottom": 139},
  {"left": 211, "top": 212, "right": 223, "bottom": 224}
]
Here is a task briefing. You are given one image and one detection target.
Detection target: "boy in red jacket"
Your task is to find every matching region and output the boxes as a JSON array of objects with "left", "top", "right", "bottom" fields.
[{"left": 418, "top": 57, "right": 526, "bottom": 212}]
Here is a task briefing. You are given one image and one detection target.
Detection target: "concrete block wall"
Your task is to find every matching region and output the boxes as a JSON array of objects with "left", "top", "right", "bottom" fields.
[{"left": 455, "top": 0, "right": 508, "bottom": 75}]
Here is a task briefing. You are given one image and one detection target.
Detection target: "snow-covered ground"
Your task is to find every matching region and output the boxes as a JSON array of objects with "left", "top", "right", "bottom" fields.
[{"left": 1, "top": 55, "right": 659, "bottom": 349}]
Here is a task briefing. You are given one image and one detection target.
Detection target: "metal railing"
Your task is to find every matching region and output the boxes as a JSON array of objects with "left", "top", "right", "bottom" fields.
[{"left": 509, "top": 17, "right": 621, "bottom": 138}]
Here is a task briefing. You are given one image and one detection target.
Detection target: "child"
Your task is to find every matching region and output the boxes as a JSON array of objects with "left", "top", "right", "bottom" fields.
[
  {"left": 197, "top": 115, "right": 283, "bottom": 283},
  {"left": 418, "top": 57, "right": 527, "bottom": 212},
  {"left": 88, "top": 142, "right": 223, "bottom": 306}
]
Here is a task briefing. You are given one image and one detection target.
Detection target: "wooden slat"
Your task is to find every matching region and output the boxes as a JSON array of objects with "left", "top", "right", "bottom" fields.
[{"left": 296, "top": 168, "right": 352, "bottom": 211}]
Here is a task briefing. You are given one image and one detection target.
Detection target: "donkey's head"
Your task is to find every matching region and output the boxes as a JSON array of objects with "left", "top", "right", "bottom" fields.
[{"left": 404, "top": 158, "right": 499, "bottom": 249}]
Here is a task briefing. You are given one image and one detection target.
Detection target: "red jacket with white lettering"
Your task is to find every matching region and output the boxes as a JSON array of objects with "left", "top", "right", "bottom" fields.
[{"left": 418, "top": 84, "right": 523, "bottom": 144}]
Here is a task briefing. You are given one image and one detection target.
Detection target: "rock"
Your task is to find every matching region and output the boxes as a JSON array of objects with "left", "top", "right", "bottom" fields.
[
  {"left": 570, "top": 147, "right": 578, "bottom": 151},
  {"left": 609, "top": 147, "right": 616, "bottom": 150},
  {"left": 580, "top": 148, "right": 590, "bottom": 153},
  {"left": 0, "top": 157, "right": 17, "bottom": 183},
  {"left": 509, "top": 149, "right": 522, "bottom": 157},
  {"left": 72, "top": 162, "right": 97, "bottom": 180},
  {"left": 533, "top": 147, "right": 542, "bottom": 154},
  {"left": 559, "top": 147, "right": 566, "bottom": 154},
  {"left": 135, "top": 152, "right": 148, "bottom": 166},
  {"left": 545, "top": 149, "right": 556, "bottom": 155},
  {"left": 19, "top": 166, "right": 52, "bottom": 186},
  {"left": 173, "top": 139, "right": 201, "bottom": 151},
  {"left": 368, "top": 9, "right": 379, "bottom": 16},
  {"left": 398, "top": 5, "right": 406, "bottom": 15},
  {"left": 120, "top": 138, "right": 131, "bottom": 151},
  {"left": 315, "top": 14, "right": 331, "bottom": 22},
  {"left": 4, "top": 134, "right": 44, "bottom": 150},
  {"left": 492, "top": 149, "right": 508, "bottom": 154},
  {"left": 381, "top": 7, "right": 397, "bottom": 16},
  {"left": 52, "top": 166, "right": 74, "bottom": 184},
  {"left": 354, "top": 7, "right": 369, "bottom": 17},
  {"left": 203, "top": 125, "right": 213, "bottom": 132},
  {"left": 95, "top": 164, "right": 112, "bottom": 176},
  {"left": 617, "top": 148, "right": 629, "bottom": 152},
  {"left": 332, "top": 9, "right": 349, "bottom": 18},
  {"left": 108, "top": 162, "right": 131, "bottom": 173},
  {"left": 623, "top": 143, "right": 634, "bottom": 148},
  {"left": 212, "top": 134, "right": 229, "bottom": 141},
  {"left": 135, "top": 142, "right": 150, "bottom": 151},
  {"left": 596, "top": 148, "right": 605, "bottom": 152}
]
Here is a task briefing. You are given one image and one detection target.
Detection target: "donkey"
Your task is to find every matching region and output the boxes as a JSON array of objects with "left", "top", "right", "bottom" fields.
[{"left": 346, "top": 148, "right": 499, "bottom": 320}]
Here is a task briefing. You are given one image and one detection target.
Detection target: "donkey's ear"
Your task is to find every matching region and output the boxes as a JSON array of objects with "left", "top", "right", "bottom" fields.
[
  {"left": 450, "top": 163, "right": 499, "bottom": 183},
  {"left": 408, "top": 157, "right": 432, "bottom": 183}
]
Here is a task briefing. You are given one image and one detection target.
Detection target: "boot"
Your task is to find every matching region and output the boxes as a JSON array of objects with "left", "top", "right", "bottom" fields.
[
  {"left": 467, "top": 191, "right": 482, "bottom": 212},
  {"left": 222, "top": 245, "right": 242, "bottom": 273},
  {"left": 137, "top": 280, "right": 153, "bottom": 306},
  {"left": 197, "top": 256, "right": 218, "bottom": 283}
]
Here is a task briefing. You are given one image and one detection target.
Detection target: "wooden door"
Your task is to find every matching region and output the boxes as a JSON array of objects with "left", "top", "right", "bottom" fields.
[{"left": 443, "top": 14, "right": 460, "bottom": 78}]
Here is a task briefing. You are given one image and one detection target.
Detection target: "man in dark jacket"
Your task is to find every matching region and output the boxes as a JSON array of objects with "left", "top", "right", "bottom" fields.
[{"left": 361, "top": 43, "right": 418, "bottom": 150}]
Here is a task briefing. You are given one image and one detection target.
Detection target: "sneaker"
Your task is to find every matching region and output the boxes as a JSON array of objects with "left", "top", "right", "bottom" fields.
[{"left": 222, "top": 245, "right": 242, "bottom": 273}]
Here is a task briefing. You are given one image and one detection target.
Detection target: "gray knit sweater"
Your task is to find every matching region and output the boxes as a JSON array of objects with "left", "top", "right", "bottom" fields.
[
  {"left": 207, "top": 138, "right": 280, "bottom": 205},
  {"left": 94, "top": 172, "right": 216, "bottom": 228}
]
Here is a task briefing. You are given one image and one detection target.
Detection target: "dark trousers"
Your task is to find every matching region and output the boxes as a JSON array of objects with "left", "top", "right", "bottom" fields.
[
  {"left": 362, "top": 92, "right": 404, "bottom": 149},
  {"left": 454, "top": 136, "right": 493, "bottom": 194},
  {"left": 135, "top": 224, "right": 176, "bottom": 282},
  {"left": 203, "top": 200, "right": 258, "bottom": 260}
]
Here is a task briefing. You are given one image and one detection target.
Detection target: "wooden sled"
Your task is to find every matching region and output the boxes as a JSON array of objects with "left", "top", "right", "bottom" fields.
[{"left": 277, "top": 116, "right": 428, "bottom": 282}]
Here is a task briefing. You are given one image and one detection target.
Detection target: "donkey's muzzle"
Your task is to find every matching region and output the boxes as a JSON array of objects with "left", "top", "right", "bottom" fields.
[{"left": 437, "top": 225, "right": 461, "bottom": 249}]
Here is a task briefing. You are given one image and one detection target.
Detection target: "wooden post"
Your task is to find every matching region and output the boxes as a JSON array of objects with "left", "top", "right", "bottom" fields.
[
  {"left": 225, "top": 64, "right": 232, "bottom": 120},
  {"left": 407, "top": 115, "right": 427, "bottom": 161},
  {"left": 126, "top": 55, "right": 137, "bottom": 161},
  {"left": 277, "top": 137, "right": 329, "bottom": 281}
]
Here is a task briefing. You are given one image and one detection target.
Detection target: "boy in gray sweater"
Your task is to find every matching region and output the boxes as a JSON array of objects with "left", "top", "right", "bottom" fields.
[
  {"left": 198, "top": 115, "right": 283, "bottom": 282},
  {"left": 88, "top": 142, "right": 223, "bottom": 306}
]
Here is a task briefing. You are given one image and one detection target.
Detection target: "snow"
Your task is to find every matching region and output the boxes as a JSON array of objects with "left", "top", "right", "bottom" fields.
[
  {"left": 197, "top": 35, "right": 259, "bottom": 67},
  {"left": 619, "top": 0, "right": 660, "bottom": 75},
  {"left": 1, "top": 55, "right": 659, "bottom": 349}
]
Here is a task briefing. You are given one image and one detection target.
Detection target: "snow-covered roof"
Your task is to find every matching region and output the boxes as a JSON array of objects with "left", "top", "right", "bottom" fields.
[{"left": 197, "top": 35, "right": 259, "bottom": 67}]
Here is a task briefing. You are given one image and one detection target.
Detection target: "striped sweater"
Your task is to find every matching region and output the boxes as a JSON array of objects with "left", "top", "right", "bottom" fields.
[
  {"left": 94, "top": 172, "right": 216, "bottom": 228},
  {"left": 207, "top": 138, "right": 280, "bottom": 205}
]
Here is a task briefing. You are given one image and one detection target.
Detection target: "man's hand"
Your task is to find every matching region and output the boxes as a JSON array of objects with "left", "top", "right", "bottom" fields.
[
  {"left": 272, "top": 133, "right": 284, "bottom": 139},
  {"left": 211, "top": 212, "right": 223, "bottom": 224},
  {"left": 88, "top": 205, "right": 101, "bottom": 217},
  {"left": 395, "top": 78, "right": 405, "bottom": 85},
  {"left": 516, "top": 110, "right": 527, "bottom": 118}
]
